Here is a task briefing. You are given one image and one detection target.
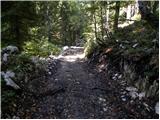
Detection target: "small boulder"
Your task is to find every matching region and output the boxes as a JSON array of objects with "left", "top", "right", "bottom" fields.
[
  {"left": 6, "top": 71, "right": 15, "bottom": 78},
  {"left": 6, "top": 45, "right": 18, "bottom": 53},
  {"left": 63, "top": 46, "right": 69, "bottom": 51},
  {"left": 129, "top": 91, "right": 138, "bottom": 99},
  {"left": 2, "top": 53, "right": 9, "bottom": 62},
  {"left": 138, "top": 92, "right": 145, "bottom": 100},
  {"left": 126, "top": 86, "right": 138, "bottom": 92}
]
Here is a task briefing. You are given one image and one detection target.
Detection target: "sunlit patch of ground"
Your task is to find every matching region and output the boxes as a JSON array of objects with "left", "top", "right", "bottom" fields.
[
  {"left": 59, "top": 53, "right": 85, "bottom": 62},
  {"left": 57, "top": 46, "right": 85, "bottom": 62}
]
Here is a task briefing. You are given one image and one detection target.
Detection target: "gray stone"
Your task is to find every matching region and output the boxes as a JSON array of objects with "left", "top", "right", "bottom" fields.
[
  {"left": 118, "top": 74, "right": 122, "bottom": 79},
  {"left": 132, "top": 43, "right": 138, "bottom": 48},
  {"left": 126, "top": 86, "right": 138, "bottom": 92},
  {"left": 129, "top": 91, "right": 138, "bottom": 99},
  {"left": 138, "top": 92, "right": 145, "bottom": 100},
  {"left": 6, "top": 45, "right": 18, "bottom": 53},
  {"left": 99, "top": 97, "right": 106, "bottom": 102},
  {"left": 2, "top": 53, "right": 9, "bottom": 62},
  {"left": 103, "top": 107, "right": 108, "bottom": 112},
  {"left": 122, "top": 97, "right": 127, "bottom": 101}
]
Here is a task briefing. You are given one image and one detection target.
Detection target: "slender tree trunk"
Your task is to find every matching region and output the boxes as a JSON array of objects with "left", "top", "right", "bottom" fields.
[
  {"left": 113, "top": 1, "right": 120, "bottom": 32},
  {"left": 104, "top": 2, "right": 111, "bottom": 39},
  {"left": 135, "top": 0, "right": 139, "bottom": 14},
  {"left": 100, "top": 5, "right": 104, "bottom": 40},
  {"left": 45, "top": 2, "right": 52, "bottom": 55},
  {"left": 13, "top": 15, "right": 21, "bottom": 49},
  {"left": 127, "top": 5, "right": 131, "bottom": 20},
  {"left": 93, "top": 12, "right": 98, "bottom": 39},
  {"left": 60, "top": 2, "right": 68, "bottom": 45},
  {"left": 91, "top": 1, "right": 98, "bottom": 40},
  {"left": 47, "top": 3, "right": 52, "bottom": 42},
  {"left": 68, "top": 26, "right": 72, "bottom": 46},
  {"left": 106, "top": 2, "right": 109, "bottom": 28},
  {"left": 73, "top": 31, "right": 76, "bottom": 45},
  {"left": 15, "top": 16, "right": 20, "bottom": 42},
  {"left": 44, "top": 2, "right": 52, "bottom": 42}
]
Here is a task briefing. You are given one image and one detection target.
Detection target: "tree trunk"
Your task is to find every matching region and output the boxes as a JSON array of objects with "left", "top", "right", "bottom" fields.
[
  {"left": 113, "top": 1, "right": 120, "bottom": 32},
  {"left": 15, "top": 16, "right": 20, "bottom": 43},
  {"left": 106, "top": 2, "right": 109, "bottom": 28},
  {"left": 93, "top": 11, "right": 98, "bottom": 39},
  {"left": 100, "top": 5, "right": 104, "bottom": 40},
  {"left": 13, "top": 15, "right": 21, "bottom": 49},
  {"left": 60, "top": 2, "right": 68, "bottom": 45},
  {"left": 135, "top": 0, "right": 139, "bottom": 14},
  {"left": 46, "top": 2, "right": 52, "bottom": 42},
  {"left": 127, "top": 5, "right": 131, "bottom": 20},
  {"left": 68, "top": 26, "right": 72, "bottom": 46}
]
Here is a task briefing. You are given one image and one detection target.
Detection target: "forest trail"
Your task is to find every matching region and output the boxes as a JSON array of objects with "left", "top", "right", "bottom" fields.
[
  {"left": 28, "top": 47, "right": 108, "bottom": 118},
  {"left": 15, "top": 47, "right": 154, "bottom": 119},
  {"left": 24, "top": 47, "right": 122, "bottom": 119}
]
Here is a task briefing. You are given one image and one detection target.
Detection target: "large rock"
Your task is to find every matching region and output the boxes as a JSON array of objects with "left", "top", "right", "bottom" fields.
[
  {"left": 1, "top": 45, "right": 19, "bottom": 62},
  {"left": 6, "top": 45, "right": 18, "bottom": 53},
  {"left": 2, "top": 45, "right": 19, "bottom": 54}
]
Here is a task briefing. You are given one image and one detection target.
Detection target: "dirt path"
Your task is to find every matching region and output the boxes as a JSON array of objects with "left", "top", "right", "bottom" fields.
[
  {"left": 15, "top": 47, "right": 156, "bottom": 119},
  {"left": 29, "top": 47, "right": 113, "bottom": 118}
]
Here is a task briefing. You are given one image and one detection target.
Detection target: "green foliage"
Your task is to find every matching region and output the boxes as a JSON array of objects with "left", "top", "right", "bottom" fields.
[
  {"left": 1, "top": 52, "right": 33, "bottom": 73},
  {"left": 114, "top": 20, "right": 158, "bottom": 98},
  {"left": 1, "top": 77, "right": 6, "bottom": 88},
  {"left": 120, "top": 1, "right": 135, "bottom": 8},
  {"left": 1, "top": 78, "right": 16, "bottom": 108},
  {"left": 115, "top": 21, "right": 157, "bottom": 50},
  {"left": 13, "top": 54, "right": 34, "bottom": 73},
  {"left": 84, "top": 33, "right": 98, "bottom": 57},
  {"left": 1, "top": 1, "right": 38, "bottom": 48},
  {"left": 23, "top": 40, "right": 61, "bottom": 57}
]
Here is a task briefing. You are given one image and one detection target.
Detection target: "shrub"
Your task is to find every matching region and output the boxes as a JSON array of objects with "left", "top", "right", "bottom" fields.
[
  {"left": 23, "top": 39, "right": 61, "bottom": 57},
  {"left": 84, "top": 33, "right": 98, "bottom": 58}
]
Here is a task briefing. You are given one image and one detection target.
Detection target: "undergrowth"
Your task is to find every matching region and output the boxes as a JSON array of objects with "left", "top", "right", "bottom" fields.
[{"left": 86, "top": 20, "right": 159, "bottom": 100}]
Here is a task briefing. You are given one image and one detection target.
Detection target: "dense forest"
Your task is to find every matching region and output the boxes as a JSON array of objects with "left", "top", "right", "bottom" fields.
[{"left": 1, "top": 0, "right": 159, "bottom": 119}]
